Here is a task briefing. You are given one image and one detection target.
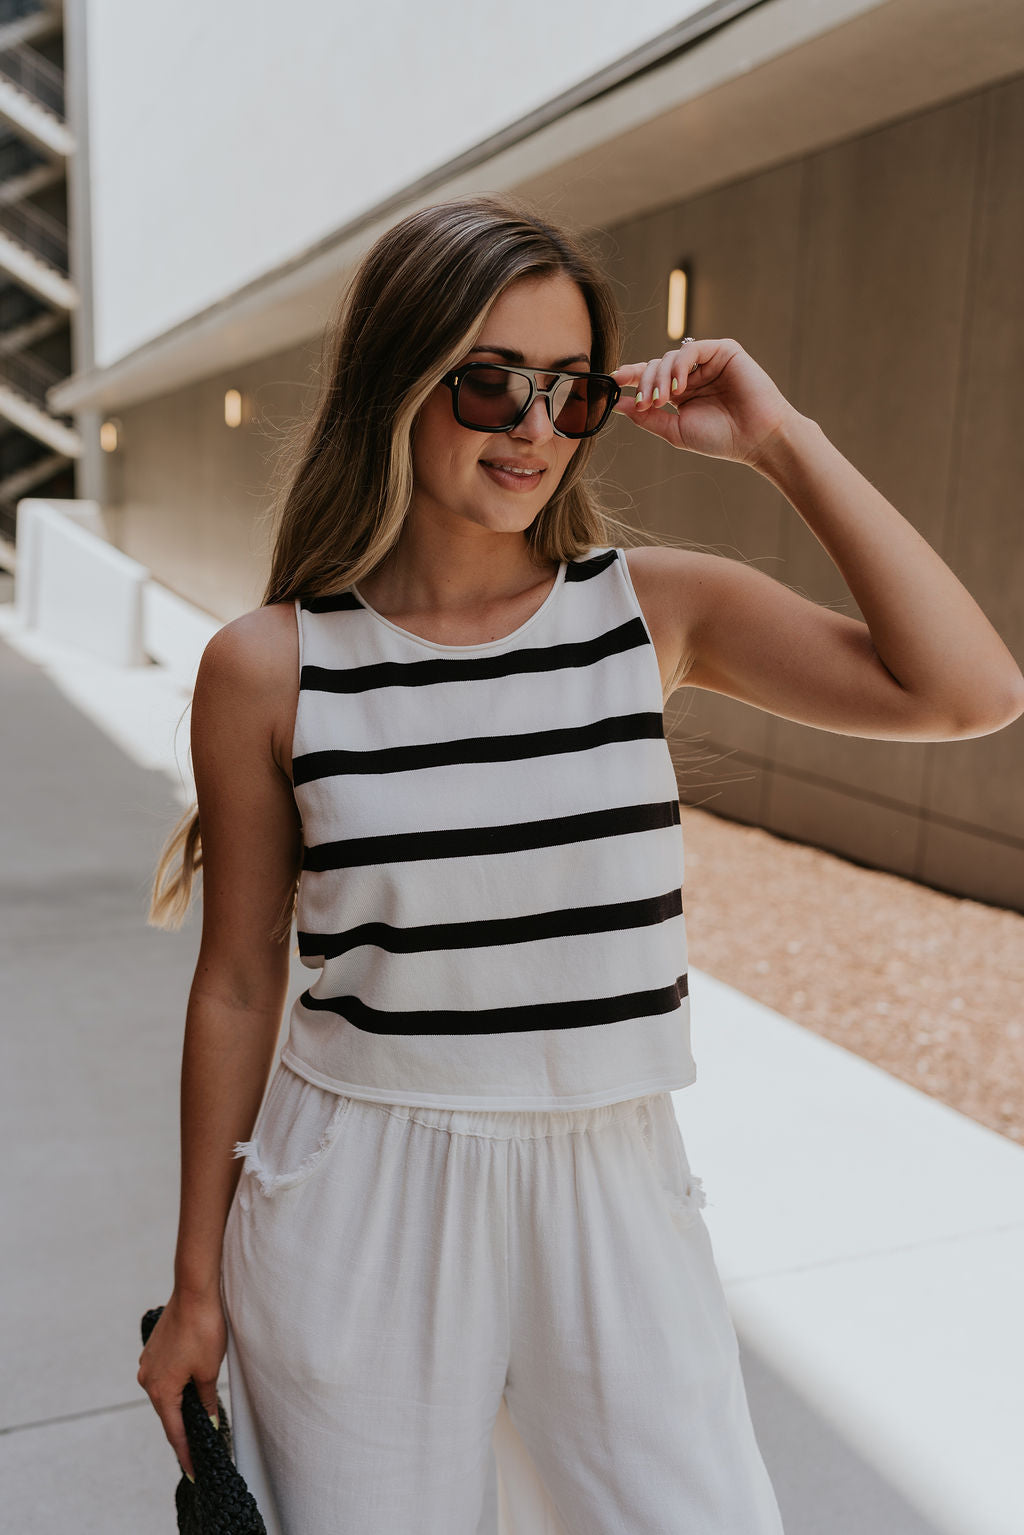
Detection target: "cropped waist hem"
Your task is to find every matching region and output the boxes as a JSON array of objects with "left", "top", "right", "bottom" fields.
[{"left": 279, "top": 1047, "right": 697, "bottom": 1112}]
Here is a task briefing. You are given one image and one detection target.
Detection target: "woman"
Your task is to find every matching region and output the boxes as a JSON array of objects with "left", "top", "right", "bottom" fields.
[{"left": 137, "top": 192, "right": 1024, "bottom": 1535}]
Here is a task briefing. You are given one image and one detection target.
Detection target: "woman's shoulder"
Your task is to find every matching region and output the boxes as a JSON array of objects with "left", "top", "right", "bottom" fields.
[
  {"left": 198, "top": 600, "right": 298, "bottom": 687},
  {"left": 620, "top": 541, "right": 701, "bottom": 576},
  {"left": 621, "top": 541, "right": 730, "bottom": 609},
  {"left": 620, "top": 542, "right": 704, "bottom": 616},
  {"left": 194, "top": 603, "right": 300, "bottom": 776},
  {"left": 198, "top": 601, "right": 299, "bottom": 703}
]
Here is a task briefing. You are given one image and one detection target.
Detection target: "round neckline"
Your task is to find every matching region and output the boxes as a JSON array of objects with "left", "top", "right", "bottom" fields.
[{"left": 350, "top": 560, "right": 568, "bottom": 654}]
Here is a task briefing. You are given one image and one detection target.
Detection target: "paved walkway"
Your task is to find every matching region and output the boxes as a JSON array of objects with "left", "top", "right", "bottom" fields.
[{"left": 2, "top": 591, "right": 1022, "bottom": 1535}]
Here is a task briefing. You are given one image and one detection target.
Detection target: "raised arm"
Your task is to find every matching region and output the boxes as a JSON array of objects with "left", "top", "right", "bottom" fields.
[
  {"left": 137, "top": 603, "right": 301, "bottom": 1479},
  {"left": 613, "top": 340, "right": 1024, "bottom": 739}
]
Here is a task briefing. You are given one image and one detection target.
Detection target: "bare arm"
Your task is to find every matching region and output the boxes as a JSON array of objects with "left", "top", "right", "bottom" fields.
[
  {"left": 138, "top": 604, "right": 301, "bottom": 1477},
  {"left": 721, "top": 411, "right": 1024, "bottom": 735},
  {"left": 615, "top": 342, "right": 1024, "bottom": 737}
]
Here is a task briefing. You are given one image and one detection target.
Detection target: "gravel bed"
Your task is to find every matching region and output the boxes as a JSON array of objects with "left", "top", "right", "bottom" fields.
[{"left": 678, "top": 805, "right": 1024, "bottom": 1147}]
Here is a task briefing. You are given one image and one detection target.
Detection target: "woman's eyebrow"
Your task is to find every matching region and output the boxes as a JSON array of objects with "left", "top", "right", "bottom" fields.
[{"left": 467, "top": 345, "right": 591, "bottom": 368}]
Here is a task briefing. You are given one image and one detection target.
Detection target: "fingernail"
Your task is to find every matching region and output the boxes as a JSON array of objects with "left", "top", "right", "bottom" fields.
[
  {"left": 671, "top": 377, "right": 678, "bottom": 392},
  {"left": 186, "top": 1472, "right": 195, "bottom": 1485},
  {"left": 635, "top": 390, "right": 643, "bottom": 403},
  {"left": 652, "top": 387, "right": 659, "bottom": 402},
  {"left": 209, "top": 1414, "right": 219, "bottom": 1430}
]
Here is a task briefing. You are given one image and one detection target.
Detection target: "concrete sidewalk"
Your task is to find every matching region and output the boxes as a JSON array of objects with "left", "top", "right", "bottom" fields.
[{"left": 2, "top": 593, "right": 1022, "bottom": 1535}]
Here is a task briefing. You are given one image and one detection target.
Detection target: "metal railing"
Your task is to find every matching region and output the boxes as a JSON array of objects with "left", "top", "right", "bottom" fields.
[
  {"left": 0, "top": 194, "right": 67, "bottom": 271},
  {"left": 0, "top": 130, "right": 42, "bottom": 182},
  {"left": 0, "top": 414, "right": 48, "bottom": 469},
  {"left": 0, "top": 40, "right": 64, "bottom": 117},
  {"left": 0, "top": 280, "right": 41, "bottom": 328},
  {"left": 0, "top": 0, "right": 48, "bottom": 25},
  {"left": 0, "top": 342, "right": 63, "bottom": 408}
]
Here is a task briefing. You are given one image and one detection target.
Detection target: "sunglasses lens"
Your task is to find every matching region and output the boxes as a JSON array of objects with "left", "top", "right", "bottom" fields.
[
  {"left": 457, "top": 367, "right": 531, "bottom": 430},
  {"left": 551, "top": 375, "right": 615, "bottom": 437},
  {"left": 454, "top": 366, "right": 615, "bottom": 437}
]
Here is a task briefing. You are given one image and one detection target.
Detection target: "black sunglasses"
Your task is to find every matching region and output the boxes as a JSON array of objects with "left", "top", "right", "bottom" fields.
[{"left": 440, "top": 362, "right": 621, "bottom": 440}]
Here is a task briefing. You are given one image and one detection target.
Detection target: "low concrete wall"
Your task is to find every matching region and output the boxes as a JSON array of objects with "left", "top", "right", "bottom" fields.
[
  {"left": 14, "top": 498, "right": 220, "bottom": 681},
  {"left": 142, "top": 579, "right": 221, "bottom": 691},
  {"left": 15, "top": 499, "right": 149, "bottom": 666}
]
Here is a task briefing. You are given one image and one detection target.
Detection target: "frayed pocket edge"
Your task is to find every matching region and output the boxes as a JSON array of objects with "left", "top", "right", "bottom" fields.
[
  {"left": 232, "top": 1094, "right": 351, "bottom": 1197},
  {"left": 635, "top": 1099, "right": 708, "bottom": 1229},
  {"left": 668, "top": 1169, "right": 707, "bottom": 1228}
]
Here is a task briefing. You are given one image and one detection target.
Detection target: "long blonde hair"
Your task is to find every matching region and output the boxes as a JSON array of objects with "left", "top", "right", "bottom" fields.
[{"left": 149, "top": 192, "right": 642, "bottom": 938}]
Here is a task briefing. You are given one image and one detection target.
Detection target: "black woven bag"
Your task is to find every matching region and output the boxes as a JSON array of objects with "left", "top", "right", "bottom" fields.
[{"left": 140, "top": 1306, "right": 267, "bottom": 1535}]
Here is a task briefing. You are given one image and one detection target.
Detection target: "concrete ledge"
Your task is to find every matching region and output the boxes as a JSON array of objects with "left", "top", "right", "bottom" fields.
[
  {"left": 142, "top": 579, "right": 221, "bottom": 692},
  {"left": 15, "top": 498, "right": 148, "bottom": 664},
  {"left": 13, "top": 498, "right": 221, "bottom": 684},
  {"left": 680, "top": 967, "right": 1024, "bottom": 1535}
]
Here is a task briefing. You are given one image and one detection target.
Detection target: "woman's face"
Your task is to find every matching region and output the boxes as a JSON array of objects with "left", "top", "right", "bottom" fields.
[{"left": 410, "top": 271, "right": 593, "bottom": 538}]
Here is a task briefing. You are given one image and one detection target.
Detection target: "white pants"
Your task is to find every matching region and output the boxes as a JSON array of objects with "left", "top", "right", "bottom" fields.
[{"left": 221, "top": 1061, "right": 784, "bottom": 1535}]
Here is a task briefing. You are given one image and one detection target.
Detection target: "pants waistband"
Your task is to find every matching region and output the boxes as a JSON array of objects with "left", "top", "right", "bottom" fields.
[{"left": 355, "top": 1092, "right": 666, "bottom": 1141}]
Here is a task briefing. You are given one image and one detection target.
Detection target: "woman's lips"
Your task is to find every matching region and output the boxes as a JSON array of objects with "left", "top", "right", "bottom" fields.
[{"left": 480, "top": 460, "right": 546, "bottom": 492}]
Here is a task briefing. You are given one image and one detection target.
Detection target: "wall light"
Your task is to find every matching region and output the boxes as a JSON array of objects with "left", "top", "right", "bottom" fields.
[
  {"left": 99, "top": 418, "right": 120, "bottom": 452},
  {"left": 666, "top": 267, "right": 689, "bottom": 341},
  {"left": 224, "top": 388, "right": 243, "bottom": 428}
]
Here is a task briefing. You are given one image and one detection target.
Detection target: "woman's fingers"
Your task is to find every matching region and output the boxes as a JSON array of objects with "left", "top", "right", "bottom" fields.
[
  {"left": 142, "top": 1375, "right": 218, "bottom": 1482},
  {"left": 144, "top": 1383, "right": 196, "bottom": 1480},
  {"left": 609, "top": 360, "right": 646, "bottom": 386},
  {"left": 195, "top": 1376, "right": 221, "bottom": 1428},
  {"left": 612, "top": 341, "right": 703, "bottom": 412},
  {"left": 611, "top": 357, "right": 663, "bottom": 403},
  {"left": 137, "top": 1291, "right": 227, "bottom": 1485}
]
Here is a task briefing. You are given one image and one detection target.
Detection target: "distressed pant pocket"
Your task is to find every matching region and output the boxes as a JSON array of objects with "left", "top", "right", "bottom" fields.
[
  {"left": 233, "top": 1060, "right": 351, "bottom": 1201},
  {"left": 634, "top": 1093, "right": 707, "bottom": 1233}
]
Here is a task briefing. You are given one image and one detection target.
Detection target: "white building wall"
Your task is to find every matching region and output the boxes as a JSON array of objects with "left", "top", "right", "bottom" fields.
[{"left": 85, "top": 0, "right": 706, "bottom": 368}]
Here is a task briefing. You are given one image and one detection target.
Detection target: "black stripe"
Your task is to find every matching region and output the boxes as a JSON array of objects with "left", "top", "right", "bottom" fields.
[
  {"left": 297, "top": 887, "right": 684, "bottom": 961},
  {"left": 299, "top": 615, "right": 650, "bottom": 696},
  {"left": 564, "top": 548, "right": 619, "bottom": 582},
  {"left": 302, "top": 798, "right": 681, "bottom": 872},
  {"left": 300, "top": 590, "right": 362, "bottom": 614},
  {"left": 294, "top": 709, "right": 665, "bottom": 788},
  {"left": 296, "top": 971, "right": 688, "bottom": 1036}
]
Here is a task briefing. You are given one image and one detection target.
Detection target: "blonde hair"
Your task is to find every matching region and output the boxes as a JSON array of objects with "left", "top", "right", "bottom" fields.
[{"left": 149, "top": 191, "right": 648, "bottom": 938}]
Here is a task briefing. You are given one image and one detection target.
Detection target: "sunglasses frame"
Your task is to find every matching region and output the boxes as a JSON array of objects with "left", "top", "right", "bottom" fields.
[{"left": 440, "top": 362, "right": 621, "bottom": 440}]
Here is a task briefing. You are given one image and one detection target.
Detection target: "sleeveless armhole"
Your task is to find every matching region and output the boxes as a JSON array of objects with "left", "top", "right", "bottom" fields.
[
  {"left": 614, "top": 546, "right": 667, "bottom": 714},
  {"left": 290, "top": 596, "right": 304, "bottom": 788},
  {"left": 615, "top": 546, "right": 656, "bottom": 646},
  {"left": 293, "top": 596, "right": 304, "bottom": 675}
]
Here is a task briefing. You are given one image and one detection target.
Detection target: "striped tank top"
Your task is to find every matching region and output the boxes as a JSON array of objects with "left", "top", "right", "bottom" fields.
[{"left": 280, "top": 544, "right": 696, "bottom": 1111}]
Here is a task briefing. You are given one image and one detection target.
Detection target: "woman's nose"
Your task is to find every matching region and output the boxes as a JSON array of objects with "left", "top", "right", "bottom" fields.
[{"left": 510, "top": 394, "right": 555, "bottom": 443}]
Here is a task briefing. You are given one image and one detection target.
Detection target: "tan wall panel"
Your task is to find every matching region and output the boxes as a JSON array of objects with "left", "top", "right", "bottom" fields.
[
  {"left": 116, "top": 339, "right": 319, "bottom": 620},
  {"left": 918, "top": 820, "right": 1024, "bottom": 911},
  {"left": 924, "top": 77, "right": 1024, "bottom": 840},
  {"left": 666, "top": 689, "right": 770, "bottom": 823},
  {"left": 596, "top": 164, "right": 805, "bottom": 767},
  {"left": 767, "top": 93, "right": 983, "bottom": 807},
  {"left": 766, "top": 771, "right": 922, "bottom": 879},
  {"left": 922, "top": 719, "right": 1024, "bottom": 844},
  {"left": 606, "top": 77, "right": 1023, "bottom": 907}
]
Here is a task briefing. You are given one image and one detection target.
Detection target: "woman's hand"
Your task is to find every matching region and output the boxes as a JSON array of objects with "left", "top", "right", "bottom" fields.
[
  {"left": 611, "top": 338, "right": 799, "bottom": 467},
  {"left": 137, "top": 1287, "right": 227, "bottom": 1482}
]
